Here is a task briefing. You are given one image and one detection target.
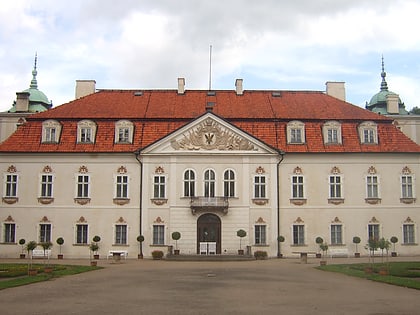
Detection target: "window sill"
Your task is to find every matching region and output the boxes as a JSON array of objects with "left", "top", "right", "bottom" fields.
[
  {"left": 2, "top": 197, "right": 18, "bottom": 204},
  {"left": 112, "top": 244, "right": 129, "bottom": 247},
  {"left": 252, "top": 198, "right": 269, "bottom": 205},
  {"left": 401, "top": 243, "right": 418, "bottom": 246},
  {"left": 113, "top": 198, "right": 130, "bottom": 206},
  {"left": 151, "top": 198, "right": 168, "bottom": 206},
  {"left": 400, "top": 198, "right": 416, "bottom": 204},
  {"left": 253, "top": 244, "right": 269, "bottom": 247},
  {"left": 365, "top": 198, "right": 381, "bottom": 205},
  {"left": 38, "top": 197, "right": 54, "bottom": 205},
  {"left": 328, "top": 198, "right": 344, "bottom": 205},
  {"left": 290, "top": 198, "right": 307, "bottom": 206},
  {"left": 290, "top": 244, "right": 307, "bottom": 247},
  {"left": 74, "top": 198, "right": 91, "bottom": 205}
]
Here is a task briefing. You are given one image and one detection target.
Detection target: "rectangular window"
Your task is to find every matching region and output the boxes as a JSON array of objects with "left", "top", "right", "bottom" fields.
[
  {"left": 363, "top": 129, "right": 375, "bottom": 143},
  {"left": 254, "top": 175, "right": 266, "bottom": 198},
  {"left": 115, "top": 225, "right": 127, "bottom": 245},
  {"left": 290, "top": 128, "right": 302, "bottom": 143},
  {"left": 77, "top": 175, "right": 89, "bottom": 198},
  {"left": 5, "top": 174, "right": 18, "bottom": 197},
  {"left": 403, "top": 224, "right": 415, "bottom": 244},
  {"left": 116, "top": 175, "right": 129, "bottom": 198},
  {"left": 76, "top": 224, "right": 88, "bottom": 244},
  {"left": 366, "top": 175, "right": 379, "bottom": 198},
  {"left": 39, "top": 224, "right": 51, "bottom": 243},
  {"left": 118, "top": 128, "right": 130, "bottom": 142},
  {"left": 329, "top": 175, "right": 341, "bottom": 198},
  {"left": 292, "top": 175, "right": 304, "bottom": 199},
  {"left": 80, "top": 128, "right": 92, "bottom": 142},
  {"left": 153, "top": 225, "right": 164, "bottom": 245},
  {"left": 331, "top": 224, "right": 342, "bottom": 245},
  {"left": 293, "top": 225, "right": 305, "bottom": 245},
  {"left": 368, "top": 224, "right": 380, "bottom": 241},
  {"left": 41, "top": 174, "right": 53, "bottom": 198},
  {"left": 255, "top": 225, "right": 266, "bottom": 245},
  {"left": 153, "top": 176, "right": 165, "bottom": 199},
  {"left": 327, "top": 129, "right": 338, "bottom": 143},
  {"left": 45, "top": 127, "right": 56, "bottom": 142},
  {"left": 4, "top": 223, "right": 16, "bottom": 243},
  {"left": 402, "top": 175, "right": 413, "bottom": 198}
]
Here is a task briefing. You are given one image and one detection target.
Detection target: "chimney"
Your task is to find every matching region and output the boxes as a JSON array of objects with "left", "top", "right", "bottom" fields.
[
  {"left": 325, "top": 81, "right": 346, "bottom": 101},
  {"left": 177, "top": 77, "right": 185, "bottom": 94},
  {"left": 386, "top": 93, "right": 399, "bottom": 114},
  {"left": 15, "top": 91, "right": 30, "bottom": 112},
  {"left": 235, "top": 79, "right": 243, "bottom": 95},
  {"left": 75, "top": 80, "right": 96, "bottom": 99}
]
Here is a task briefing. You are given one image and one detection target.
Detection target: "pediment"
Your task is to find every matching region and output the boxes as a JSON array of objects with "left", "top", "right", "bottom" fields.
[{"left": 141, "top": 112, "right": 279, "bottom": 155}]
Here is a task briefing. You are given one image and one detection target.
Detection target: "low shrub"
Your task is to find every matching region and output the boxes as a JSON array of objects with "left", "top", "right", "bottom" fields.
[
  {"left": 254, "top": 250, "right": 268, "bottom": 260},
  {"left": 151, "top": 250, "right": 164, "bottom": 260}
]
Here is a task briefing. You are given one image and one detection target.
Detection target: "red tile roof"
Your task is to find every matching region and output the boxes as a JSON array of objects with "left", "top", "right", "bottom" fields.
[{"left": 0, "top": 89, "right": 419, "bottom": 153}]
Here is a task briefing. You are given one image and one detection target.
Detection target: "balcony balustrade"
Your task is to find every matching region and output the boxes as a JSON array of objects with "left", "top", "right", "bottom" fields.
[{"left": 190, "top": 196, "right": 229, "bottom": 214}]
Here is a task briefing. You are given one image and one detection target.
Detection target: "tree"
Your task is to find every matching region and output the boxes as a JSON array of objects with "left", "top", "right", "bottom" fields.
[
  {"left": 236, "top": 229, "right": 247, "bottom": 252},
  {"left": 172, "top": 232, "right": 181, "bottom": 251},
  {"left": 137, "top": 235, "right": 144, "bottom": 259},
  {"left": 277, "top": 235, "right": 285, "bottom": 258},
  {"left": 409, "top": 106, "right": 420, "bottom": 115}
]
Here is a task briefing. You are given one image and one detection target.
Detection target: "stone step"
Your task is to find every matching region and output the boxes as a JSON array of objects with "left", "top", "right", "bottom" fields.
[{"left": 166, "top": 254, "right": 255, "bottom": 261}]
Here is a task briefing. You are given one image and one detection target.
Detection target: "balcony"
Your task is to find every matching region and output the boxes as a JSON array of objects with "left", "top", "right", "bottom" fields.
[{"left": 190, "top": 196, "right": 229, "bottom": 214}]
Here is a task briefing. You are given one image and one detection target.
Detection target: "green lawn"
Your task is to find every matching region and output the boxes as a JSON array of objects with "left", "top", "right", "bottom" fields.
[
  {"left": 317, "top": 261, "right": 420, "bottom": 290},
  {"left": 0, "top": 263, "right": 101, "bottom": 290}
]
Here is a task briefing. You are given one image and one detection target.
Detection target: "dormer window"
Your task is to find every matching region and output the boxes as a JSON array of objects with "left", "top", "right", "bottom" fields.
[
  {"left": 42, "top": 120, "right": 62, "bottom": 143},
  {"left": 287, "top": 121, "right": 305, "bottom": 144},
  {"left": 77, "top": 120, "right": 96, "bottom": 143},
  {"left": 359, "top": 121, "right": 378, "bottom": 144},
  {"left": 115, "top": 120, "right": 134, "bottom": 144},
  {"left": 323, "top": 121, "right": 342, "bottom": 144}
]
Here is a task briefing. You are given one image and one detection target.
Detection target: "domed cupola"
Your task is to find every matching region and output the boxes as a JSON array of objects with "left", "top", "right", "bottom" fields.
[
  {"left": 8, "top": 54, "right": 53, "bottom": 113},
  {"left": 366, "top": 56, "right": 407, "bottom": 115}
]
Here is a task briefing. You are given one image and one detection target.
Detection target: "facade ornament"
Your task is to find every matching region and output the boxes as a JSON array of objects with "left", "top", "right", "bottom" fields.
[
  {"left": 294, "top": 217, "right": 304, "bottom": 223},
  {"left": 367, "top": 166, "right": 377, "bottom": 174},
  {"left": 7, "top": 165, "right": 17, "bottom": 173},
  {"left": 330, "top": 166, "right": 341, "bottom": 174},
  {"left": 154, "top": 216, "right": 164, "bottom": 223},
  {"left": 42, "top": 165, "right": 53, "bottom": 173},
  {"left": 171, "top": 118, "right": 256, "bottom": 151},
  {"left": 155, "top": 166, "right": 164, "bottom": 174},
  {"left": 79, "top": 165, "right": 89, "bottom": 173},
  {"left": 5, "top": 215, "right": 14, "bottom": 222},
  {"left": 293, "top": 166, "right": 303, "bottom": 175},
  {"left": 40, "top": 216, "right": 50, "bottom": 222},
  {"left": 77, "top": 216, "right": 87, "bottom": 223},
  {"left": 402, "top": 166, "right": 411, "bottom": 175},
  {"left": 117, "top": 166, "right": 127, "bottom": 174}
]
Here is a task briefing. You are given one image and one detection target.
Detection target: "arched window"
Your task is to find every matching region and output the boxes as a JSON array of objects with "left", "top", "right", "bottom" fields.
[
  {"left": 223, "top": 169, "right": 235, "bottom": 197},
  {"left": 183, "top": 169, "right": 195, "bottom": 197},
  {"left": 204, "top": 169, "right": 215, "bottom": 197}
]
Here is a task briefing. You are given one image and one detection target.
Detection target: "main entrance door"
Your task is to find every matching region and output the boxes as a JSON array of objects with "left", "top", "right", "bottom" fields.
[{"left": 197, "top": 213, "right": 221, "bottom": 254}]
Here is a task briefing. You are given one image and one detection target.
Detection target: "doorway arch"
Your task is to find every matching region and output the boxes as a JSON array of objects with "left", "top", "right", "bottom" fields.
[{"left": 197, "top": 213, "right": 221, "bottom": 254}]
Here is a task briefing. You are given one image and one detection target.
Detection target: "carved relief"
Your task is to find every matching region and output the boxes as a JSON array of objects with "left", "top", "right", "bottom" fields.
[{"left": 171, "top": 118, "right": 256, "bottom": 151}]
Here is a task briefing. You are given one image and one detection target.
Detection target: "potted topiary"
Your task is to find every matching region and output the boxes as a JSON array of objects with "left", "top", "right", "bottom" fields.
[
  {"left": 315, "top": 237, "right": 323, "bottom": 258},
  {"left": 26, "top": 240, "right": 37, "bottom": 276},
  {"left": 319, "top": 242, "right": 328, "bottom": 266},
  {"left": 277, "top": 235, "right": 285, "bottom": 258},
  {"left": 19, "top": 238, "right": 26, "bottom": 259},
  {"left": 92, "top": 235, "right": 101, "bottom": 259},
  {"left": 236, "top": 229, "right": 247, "bottom": 255},
  {"left": 172, "top": 232, "right": 181, "bottom": 255},
  {"left": 137, "top": 235, "right": 144, "bottom": 259},
  {"left": 56, "top": 237, "right": 64, "bottom": 259},
  {"left": 89, "top": 242, "right": 99, "bottom": 266},
  {"left": 353, "top": 236, "right": 361, "bottom": 258},
  {"left": 152, "top": 250, "right": 164, "bottom": 260},
  {"left": 390, "top": 236, "right": 398, "bottom": 257}
]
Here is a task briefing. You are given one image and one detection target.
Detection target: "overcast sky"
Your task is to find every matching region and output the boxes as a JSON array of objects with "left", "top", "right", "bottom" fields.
[{"left": 1, "top": 0, "right": 420, "bottom": 112}]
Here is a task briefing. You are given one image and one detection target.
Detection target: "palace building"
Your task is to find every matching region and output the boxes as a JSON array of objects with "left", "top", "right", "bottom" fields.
[{"left": 0, "top": 76, "right": 419, "bottom": 259}]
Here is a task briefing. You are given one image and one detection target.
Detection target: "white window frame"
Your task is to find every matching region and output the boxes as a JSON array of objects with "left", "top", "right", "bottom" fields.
[
  {"left": 77, "top": 120, "right": 97, "bottom": 143},
  {"left": 330, "top": 224, "right": 343, "bottom": 245},
  {"left": 401, "top": 174, "right": 414, "bottom": 199},
  {"left": 253, "top": 174, "right": 266, "bottom": 199},
  {"left": 367, "top": 224, "right": 380, "bottom": 241},
  {"left": 287, "top": 121, "right": 305, "bottom": 144},
  {"left": 366, "top": 175, "right": 380, "bottom": 199},
  {"left": 40, "top": 173, "right": 54, "bottom": 198},
  {"left": 4, "top": 223, "right": 16, "bottom": 243},
  {"left": 292, "top": 224, "right": 305, "bottom": 245},
  {"left": 76, "top": 174, "right": 90, "bottom": 198},
  {"left": 291, "top": 175, "right": 305, "bottom": 199},
  {"left": 358, "top": 121, "right": 378, "bottom": 144},
  {"left": 323, "top": 121, "right": 342, "bottom": 144},
  {"left": 183, "top": 169, "right": 196, "bottom": 197},
  {"left": 204, "top": 169, "right": 216, "bottom": 198},
  {"left": 115, "top": 120, "right": 134, "bottom": 144},
  {"left": 153, "top": 225, "right": 165, "bottom": 245},
  {"left": 223, "top": 169, "right": 236, "bottom": 198},
  {"left": 255, "top": 225, "right": 266, "bottom": 245},
  {"left": 115, "top": 174, "right": 129, "bottom": 199},
  {"left": 76, "top": 224, "right": 89, "bottom": 244},
  {"left": 4, "top": 174, "right": 18, "bottom": 198},
  {"left": 39, "top": 223, "right": 52, "bottom": 243},
  {"left": 329, "top": 175, "right": 342, "bottom": 199},
  {"left": 42, "top": 120, "right": 62, "bottom": 143},
  {"left": 153, "top": 175, "right": 166, "bottom": 199},
  {"left": 115, "top": 224, "right": 128, "bottom": 245},
  {"left": 403, "top": 224, "right": 416, "bottom": 244}
]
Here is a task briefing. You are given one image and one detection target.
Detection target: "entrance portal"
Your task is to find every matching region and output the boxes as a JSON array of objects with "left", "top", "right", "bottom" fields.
[{"left": 197, "top": 213, "right": 221, "bottom": 254}]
